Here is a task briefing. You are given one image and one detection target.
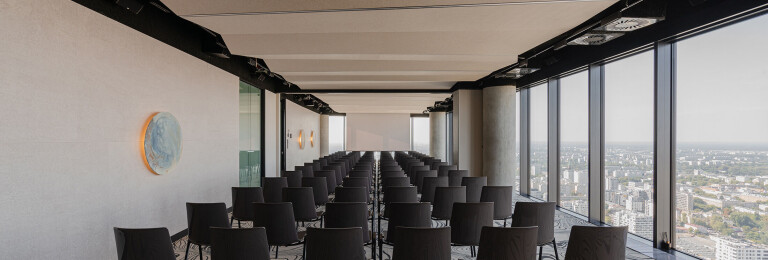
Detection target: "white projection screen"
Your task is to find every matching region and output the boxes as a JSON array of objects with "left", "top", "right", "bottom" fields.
[{"left": 345, "top": 113, "right": 410, "bottom": 151}]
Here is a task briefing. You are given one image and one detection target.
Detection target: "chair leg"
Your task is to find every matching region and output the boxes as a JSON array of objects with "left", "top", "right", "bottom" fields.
[
  {"left": 552, "top": 239, "right": 560, "bottom": 260},
  {"left": 198, "top": 244, "right": 203, "bottom": 259},
  {"left": 539, "top": 246, "right": 543, "bottom": 260},
  {"left": 275, "top": 246, "right": 279, "bottom": 258},
  {"left": 184, "top": 241, "right": 191, "bottom": 260},
  {"left": 503, "top": 219, "right": 507, "bottom": 227},
  {"left": 230, "top": 216, "right": 234, "bottom": 226},
  {"left": 471, "top": 246, "right": 476, "bottom": 257},
  {"left": 238, "top": 220, "right": 241, "bottom": 228}
]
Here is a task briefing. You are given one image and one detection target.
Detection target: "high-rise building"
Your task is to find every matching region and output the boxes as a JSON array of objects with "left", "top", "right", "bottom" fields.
[{"left": 714, "top": 236, "right": 768, "bottom": 260}]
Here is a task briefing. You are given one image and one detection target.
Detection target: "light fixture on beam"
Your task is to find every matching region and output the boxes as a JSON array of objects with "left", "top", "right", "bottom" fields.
[
  {"left": 495, "top": 67, "right": 539, "bottom": 79},
  {"left": 567, "top": 32, "right": 623, "bottom": 46}
]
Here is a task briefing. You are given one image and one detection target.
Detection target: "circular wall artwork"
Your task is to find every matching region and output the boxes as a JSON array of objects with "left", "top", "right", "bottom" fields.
[{"left": 142, "top": 112, "right": 182, "bottom": 175}]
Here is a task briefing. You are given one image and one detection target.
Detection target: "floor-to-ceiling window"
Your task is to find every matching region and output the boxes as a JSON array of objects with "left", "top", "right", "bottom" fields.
[
  {"left": 239, "top": 82, "right": 263, "bottom": 187},
  {"left": 675, "top": 13, "right": 768, "bottom": 260},
  {"left": 560, "top": 71, "right": 589, "bottom": 215},
  {"left": 604, "top": 51, "right": 655, "bottom": 240},
  {"left": 329, "top": 115, "right": 346, "bottom": 153},
  {"left": 515, "top": 91, "right": 521, "bottom": 192},
  {"left": 411, "top": 115, "right": 430, "bottom": 154},
  {"left": 530, "top": 84, "right": 548, "bottom": 200}
]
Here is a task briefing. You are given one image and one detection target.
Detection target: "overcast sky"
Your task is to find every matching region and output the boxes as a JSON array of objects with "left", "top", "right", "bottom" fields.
[{"left": 525, "top": 13, "right": 768, "bottom": 145}]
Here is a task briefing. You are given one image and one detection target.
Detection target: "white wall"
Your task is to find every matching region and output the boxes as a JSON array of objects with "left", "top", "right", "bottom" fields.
[
  {"left": 0, "top": 1, "right": 238, "bottom": 259},
  {"left": 346, "top": 113, "right": 410, "bottom": 151},
  {"left": 285, "top": 102, "right": 321, "bottom": 170}
]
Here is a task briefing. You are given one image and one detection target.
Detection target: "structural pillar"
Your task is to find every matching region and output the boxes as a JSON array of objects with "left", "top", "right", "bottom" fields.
[
  {"left": 482, "top": 85, "right": 516, "bottom": 186},
  {"left": 429, "top": 111, "right": 447, "bottom": 161},
  {"left": 452, "top": 89, "right": 483, "bottom": 177},
  {"left": 319, "top": 114, "right": 330, "bottom": 156}
]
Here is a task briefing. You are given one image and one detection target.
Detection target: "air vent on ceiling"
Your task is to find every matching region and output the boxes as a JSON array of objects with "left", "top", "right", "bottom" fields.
[{"left": 567, "top": 32, "right": 623, "bottom": 46}]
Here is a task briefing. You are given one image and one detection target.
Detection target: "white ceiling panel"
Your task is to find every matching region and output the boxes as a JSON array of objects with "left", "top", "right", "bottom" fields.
[{"left": 314, "top": 93, "right": 452, "bottom": 113}]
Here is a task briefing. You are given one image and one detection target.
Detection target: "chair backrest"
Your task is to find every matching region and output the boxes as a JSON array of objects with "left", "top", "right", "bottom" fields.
[
  {"left": 295, "top": 165, "right": 313, "bottom": 178},
  {"left": 210, "top": 227, "right": 270, "bottom": 260},
  {"left": 306, "top": 162, "right": 320, "bottom": 173},
  {"left": 431, "top": 161, "right": 448, "bottom": 170},
  {"left": 330, "top": 162, "right": 348, "bottom": 177},
  {"left": 113, "top": 227, "right": 175, "bottom": 260},
  {"left": 323, "top": 165, "right": 343, "bottom": 186},
  {"left": 447, "top": 170, "right": 469, "bottom": 186},
  {"left": 324, "top": 202, "right": 370, "bottom": 243},
  {"left": 334, "top": 187, "right": 368, "bottom": 203},
  {"left": 262, "top": 177, "right": 288, "bottom": 203},
  {"left": 314, "top": 170, "right": 338, "bottom": 194},
  {"left": 408, "top": 166, "right": 431, "bottom": 185},
  {"left": 383, "top": 186, "right": 418, "bottom": 204},
  {"left": 450, "top": 202, "right": 494, "bottom": 246},
  {"left": 479, "top": 186, "right": 514, "bottom": 220},
  {"left": 381, "top": 177, "right": 410, "bottom": 189},
  {"left": 564, "top": 226, "right": 628, "bottom": 260},
  {"left": 231, "top": 187, "right": 264, "bottom": 221},
  {"left": 437, "top": 165, "right": 458, "bottom": 177},
  {"left": 282, "top": 187, "right": 318, "bottom": 221},
  {"left": 461, "top": 176, "right": 487, "bottom": 202},
  {"left": 414, "top": 170, "right": 438, "bottom": 193},
  {"left": 392, "top": 227, "right": 452, "bottom": 260},
  {"left": 185, "top": 203, "right": 230, "bottom": 245},
  {"left": 252, "top": 203, "right": 300, "bottom": 246},
  {"left": 404, "top": 161, "right": 424, "bottom": 176},
  {"left": 381, "top": 170, "right": 406, "bottom": 179},
  {"left": 511, "top": 201, "right": 556, "bottom": 245},
  {"left": 477, "top": 226, "right": 538, "bottom": 260},
  {"left": 432, "top": 186, "right": 467, "bottom": 220},
  {"left": 349, "top": 170, "right": 372, "bottom": 184},
  {"left": 343, "top": 177, "right": 370, "bottom": 194},
  {"left": 305, "top": 228, "right": 366, "bottom": 260},
  {"left": 420, "top": 176, "right": 449, "bottom": 203},
  {"left": 380, "top": 166, "right": 402, "bottom": 172},
  {"left": 284, "top": 171, "right": 303, "bottom": 187},
  {"left": 302, "top": 177, "right": 329, "bottom": 205},
  {"left": 386, "top": 202, "right": 433, "bottom": 243}
]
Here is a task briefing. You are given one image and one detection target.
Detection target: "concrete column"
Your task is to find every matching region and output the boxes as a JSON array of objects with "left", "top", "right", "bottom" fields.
[
  {"left": 429, "top": 112, "right": 447, "bottom": 161},
  {"left": 452, "top": 89, "right": 483, "bottom": 177},
  {"left": 319, "top": 114, "right": 330, "bottom": 156},
  {"left": 482, "top": 85, "right": 516, "bottom": 186}
]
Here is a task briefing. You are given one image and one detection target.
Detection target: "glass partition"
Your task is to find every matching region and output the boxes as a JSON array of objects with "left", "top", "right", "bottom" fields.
[{"left": 239, "top": 82, "right": 262, "bottom": 187}]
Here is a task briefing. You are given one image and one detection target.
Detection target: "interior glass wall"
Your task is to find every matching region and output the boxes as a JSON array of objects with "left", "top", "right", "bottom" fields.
[
  {"left": 530, "top": 84, "right": 548, "bottom": 200},
  {"left": 559, "top": 71, "right": 589, "bottom": 215},
  {"left": 411, "top": 116, "right": 430, "bottom": 154},
  {"left": 675, "top": 13, "right": 768, "bottom": 259},
  {"left": 329, "top": 115, "right": 346, "bottom": 153},
  {"left": 239, "top": 82, "right": 262, "bottom": 187},
  {"left": 604, "top": 51, "right": 655, "bottom": 240}
]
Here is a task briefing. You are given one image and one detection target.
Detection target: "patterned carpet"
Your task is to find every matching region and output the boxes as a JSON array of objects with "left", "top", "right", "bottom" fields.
[{"left": 171, "top": 195, "right": 652, "bottom": 260}]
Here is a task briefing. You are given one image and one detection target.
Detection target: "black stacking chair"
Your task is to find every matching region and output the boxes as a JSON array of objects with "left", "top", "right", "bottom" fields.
[
  {"left": 480, "top": 186, "right": 514, "bottom": 227},
  {"left": 382, "top": 186, "right": 418, "bottom": 218},
  {"left": 282, "top": 187, "right": 324, "bottom": 227},
  {"left": 432, "top": 161, "right": 448, "bottom": 170},
  {"left": 304, "top": 228, "right": 366, "bottom": 260},
  {"left": 381, "top": 170, "right": 406, "bottom": 179},
  {"left": 343, "top": 177, "right": 371, "bottom": 195},
  {"left": 381, "top": 202, "right": 433, "bottom": 258},
  {"left": 210, "top": 227, "right": 270, "bottom": 260},
  {"left": 409, "top": 165, "right": 431, "bottom": 185},
  {"left": 314, "top": 170, "right": 338, "bottom": 194},
  {"left": 113, "top": 227, "right": 175, "bottom": 260},
  {"left": 323, "top": 165, "right": 343, "bottom": 186},
  {"left": 295, "top": 166, "right": 313, "bottom": 178},
  {"left": 511, "top": 202, "right": 559, "bottom": 260},
  {"left": 262, "top": 177, "right": 288, "bottom": 203},
  {"left": 432, "top": 186, "right": 467, "bottom": 225},
  {"left": 349, "top": 170, "right": 373, "bottom": 185},
  {"left": 252, "top": 203, "right": 304, "bottom": 259},
  {"left": 302, "top": 177, "right": 329, "bottom": 206},
  {"left": 330, "top": 162, "right": 347, "bottom": 178},
  {"left": 421, "top": 176, "right": 449, "bottom": 203},
  {"left": 306, "top": 162, "right": 319, "bottom": 173},
  {"left": 450, "top": 202, "right": 494, "bottom": 257},
  {"left": 334, "top": 187, "right": 369, "bottom": 203},
  {"left": 380, "top": 166, "right": 402, "bottom": 172},
  {"left": 437, "top": 165, "right": 458, "bottom": 177},
  {"left": 231, "top": 187, "right": 264, "bottom": 228},
  {"left": 284, "top": 171, "right": 303, "bottom": 187},
  {"left": 477, "top": 226, "right": 538, "bottom": 260},
  {"left": 392, "top": 227, "right": 452, "bottom": 260},
  {"left": 324, "top": 202, "right": 374, "bottom": 254},
  {"left": 185, "top": 203, "right": 230, "bottom": 260},
  {"left": 414, "top": 170, "right": 438, "bottom": 193},
  {"left": 461, "top": 176, "right": 487, "bottom": 202},
  {"left": 564, "top": 226, "right": 628, "bottom": 260},
  {"left": 447, "top": 170, "right": 469, "bottom": 186},
  {"left": 381, "top": 177, "right": 410, "bottom": 190}
]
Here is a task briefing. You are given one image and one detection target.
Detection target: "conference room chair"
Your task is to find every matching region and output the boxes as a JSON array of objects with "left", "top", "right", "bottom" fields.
[
  {"left": 113, "top": 227, "right": 175, "bottom": 260},
  {"left": 511, "top": 201, "right": 559, "bottom": 260},
  {"left": 184, "top": 203, "right": 230, "bottom": 260},
  {"left": 461, "top": 176, "right": 487, "bottom": 202},
  {"left": 334, "top": 186, "right": 369, "bottom": 203},
  {"left": 414, "top": 170, "right": 438, "bottom": 193},
  {"left": 262, "top": 177, "right": 288, "bottom": 203},
  {"left": 230, "top": 187, "right": 264, "bottom": 228},
  {"left": 282, "top": 187, "right": 324, "bottom": 227},
  {"left": 314, "top": 170, "right": 338, "bottom": 195},
  {"left": 564, "top": 226, "right": 628, "bottom": 260},
  {"left": 381, "top": 186, "right": 418, "bottom": 219},
  {"left": 302, "top": 177, "right": 329, "bottom": 206},
  {"left": 252, "top": 202, "right": 304, "bottom": 259},
  {"left": 304, "top": 227, "right": 366, "bottom": 260},
  {"left": 437, "top": 165, "right": 457, "bottom": 177},
  {"left": 323, "top": 165, "right": 344, "bottom": 187},
  {"left": 284, "top": 171, "right": 303, "bottom": 188},
  {"left": 392, "top": 227, "right": 452, "bottom": 260},
  {"left": 381, "top": 202, "right": 433, "bottom": 258},
  {"left": 447, "top": 170, "right": 469, "bottom": 187},
  {"left": 476, "top": 226, "right": 538, "bottom": 260},
  {"left": 420, "top": 176, "right": 448, "bottom": 203},
  {"left": 480, "top": 186, "right": 514, "bottom": 227},
  {"left": 432, "top": 186, "right": 467, "bottom": 225},
  {"left": 449, "top": 202, "right": 494, "bottom": 257},
  {"left": 210, "top": 227, "right": 270, "bottom": 260}
]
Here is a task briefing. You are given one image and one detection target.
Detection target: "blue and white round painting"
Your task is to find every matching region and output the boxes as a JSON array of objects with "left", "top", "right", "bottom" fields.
[{"left": 142, "top": 112, "right": 182, "bottom": 175}]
